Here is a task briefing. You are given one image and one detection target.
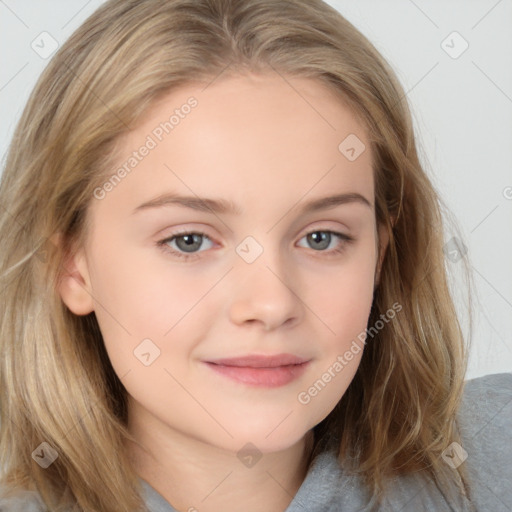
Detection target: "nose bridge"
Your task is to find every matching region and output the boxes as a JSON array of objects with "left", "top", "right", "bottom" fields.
[{"left": 228, "top": 235, "right": 302, "bottom": 330}]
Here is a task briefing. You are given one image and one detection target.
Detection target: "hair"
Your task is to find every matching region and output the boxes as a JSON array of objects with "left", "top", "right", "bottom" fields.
[{"left": 0, "top": 0, "right": 476, "bottom": 510}]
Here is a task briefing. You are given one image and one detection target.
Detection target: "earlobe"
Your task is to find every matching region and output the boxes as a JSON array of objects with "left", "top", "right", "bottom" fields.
[{"left": 54, "top": 233, "right": 95, "bottom": 316}]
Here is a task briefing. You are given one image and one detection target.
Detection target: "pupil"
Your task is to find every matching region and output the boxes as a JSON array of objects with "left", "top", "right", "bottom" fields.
[
  {"left": 177, "top": 234, "right": 201, "bottom": 252},
  {"left": 309, "top": 231, "right": 329, "bottom": 250}
]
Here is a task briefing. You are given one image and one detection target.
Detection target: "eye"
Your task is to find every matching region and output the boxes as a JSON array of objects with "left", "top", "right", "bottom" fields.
[
  {"left": 157, "top": 231, "right": 214, "bottom": 260},
  {"left": 297, "top": 229, "right": 353, "bottom": 256},
  {"left": 156, "top": 228, "right": 354, "bottom": 261}
]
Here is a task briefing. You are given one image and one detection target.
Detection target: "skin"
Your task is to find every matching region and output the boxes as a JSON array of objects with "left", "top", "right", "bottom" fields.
[{"left": 58, "top": 71, "right": 389, "bottom": 512}]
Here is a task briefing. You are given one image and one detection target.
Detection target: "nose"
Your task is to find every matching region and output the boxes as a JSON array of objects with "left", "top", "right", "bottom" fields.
[{"left": 228, "top": 257, "right": 303, "bottom": 332}]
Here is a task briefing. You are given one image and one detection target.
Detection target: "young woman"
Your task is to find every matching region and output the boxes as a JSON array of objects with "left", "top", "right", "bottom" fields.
[{"left": 0, "top": 1, "right": 510, "bottom": 511}]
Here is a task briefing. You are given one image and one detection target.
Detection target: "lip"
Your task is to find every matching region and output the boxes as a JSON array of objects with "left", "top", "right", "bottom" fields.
[
  {"left": 206, "top": 353, "right": 309, "bottom": 367},
  {"left": 203, "top": 353, "right": 311, "bottom": 387}
]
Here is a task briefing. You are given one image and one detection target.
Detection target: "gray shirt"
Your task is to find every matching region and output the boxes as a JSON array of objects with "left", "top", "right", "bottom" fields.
[{"left": 1, "top": 372, "right": 511, "bottom": 511}]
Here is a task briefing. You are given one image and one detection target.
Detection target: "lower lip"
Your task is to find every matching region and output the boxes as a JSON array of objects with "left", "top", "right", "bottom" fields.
[{"left": 203, "top": 361, "right": 310, "bottom": 387}]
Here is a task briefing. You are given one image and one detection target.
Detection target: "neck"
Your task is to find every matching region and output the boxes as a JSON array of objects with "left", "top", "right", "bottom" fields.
[{"left": 126, "top": 401, "right": 315, "bottom": 512}]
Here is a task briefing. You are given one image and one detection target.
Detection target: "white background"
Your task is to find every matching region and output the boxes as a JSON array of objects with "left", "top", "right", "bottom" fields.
[{"left": 1, "top": 0, "right": 511, "bottom": 380}]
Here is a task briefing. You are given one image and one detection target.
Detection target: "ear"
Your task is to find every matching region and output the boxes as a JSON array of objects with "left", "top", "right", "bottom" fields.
[
  {"left": 374, "top": 220, "right": 391, "bottom": 289},
  {"left": 53, "top": 233, "right": 95, "bottom": 315}
]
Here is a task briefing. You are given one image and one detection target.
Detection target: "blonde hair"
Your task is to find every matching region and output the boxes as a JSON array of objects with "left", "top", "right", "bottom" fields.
[{"left": 0, "top": 0, "right": 475, "bottom": 510}]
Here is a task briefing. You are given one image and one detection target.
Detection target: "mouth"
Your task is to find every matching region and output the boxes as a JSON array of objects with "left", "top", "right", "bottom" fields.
[{"left": 202, "top": 353, "right": 311, "bottom": 387}]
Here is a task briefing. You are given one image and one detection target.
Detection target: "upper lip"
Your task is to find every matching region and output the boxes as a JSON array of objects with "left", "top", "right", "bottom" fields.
[{"left": 205, "top": 353, "right": 309, "bottom": 368}]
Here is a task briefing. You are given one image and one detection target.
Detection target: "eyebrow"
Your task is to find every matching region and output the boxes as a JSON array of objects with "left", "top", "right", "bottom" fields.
[{"left": 132, "top": 192, "right": 372, "bottom": 216}]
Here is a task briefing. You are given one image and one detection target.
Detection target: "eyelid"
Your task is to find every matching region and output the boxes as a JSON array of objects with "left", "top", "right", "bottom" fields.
[
  {"left": 156, "top": 221, "right": 352, "bottom": 245},
  {"left": 156, "top": 223, "right": 354, "bottom": 262},
  {"left": 297, "top": 220, "right": 352, "bottom": 237}
]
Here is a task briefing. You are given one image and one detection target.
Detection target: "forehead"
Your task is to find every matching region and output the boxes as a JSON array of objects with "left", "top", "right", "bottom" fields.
[{"left": 96, "top": 71, "right": 374, "bottom": 217}]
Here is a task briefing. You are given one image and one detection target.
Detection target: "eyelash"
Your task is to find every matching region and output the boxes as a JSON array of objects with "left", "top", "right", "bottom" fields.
[{"left": 156, "top": 228, "right": 354, "bottom": 262}]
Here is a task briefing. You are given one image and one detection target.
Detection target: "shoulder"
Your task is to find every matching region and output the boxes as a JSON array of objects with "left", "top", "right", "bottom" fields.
[
  {"left": 288, "top": 373, "right": 512, "bottom": 512},
  {"left": 456, "top": 372, "right": 512, "bottom": 510},
  {"left": 384, "top": 373, "right": 512, "bottom": 511},
  {"left": 0, "top": 485, "right": 46, "bottom": 511},
  {"left": 458, "top": 371, "right": 512, "bottom": 449},
  {"left": 459, "top": 371, "right": 512, "bottom": 422}
]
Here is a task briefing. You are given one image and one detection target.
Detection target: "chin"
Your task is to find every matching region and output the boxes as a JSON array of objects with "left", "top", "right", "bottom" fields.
[{"left": 218, "top": 424, "right": 309, "bottom": 455}]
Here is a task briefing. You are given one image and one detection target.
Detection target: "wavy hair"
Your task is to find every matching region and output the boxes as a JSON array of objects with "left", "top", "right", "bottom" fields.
[{"left": 0, "top": 0, "right": 475, "bottom": 510}]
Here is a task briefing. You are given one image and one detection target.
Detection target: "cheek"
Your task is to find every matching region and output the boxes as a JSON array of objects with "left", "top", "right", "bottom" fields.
[
  {"left": 298, "top": 348, "right": 363, "bottom": 435},
  {"left": 296, "top": 271, "right": 373, "bottom": 426},
  {"left": 310, "top": 242, "right": 377, "bottom": 336},
  {"left": 88, "top": 241, "right": 218, "bottom": 371},
  {"left": 298, "top": 244, "right": 376, "bottom": 407},
  {"left": 89, "top": 233, "right": 197, "bottom": 326}
]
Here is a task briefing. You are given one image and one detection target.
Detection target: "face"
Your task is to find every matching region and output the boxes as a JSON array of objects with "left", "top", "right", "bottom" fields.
[{"left": 59, "top": 71, "right": 388, "bottom": 455}]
